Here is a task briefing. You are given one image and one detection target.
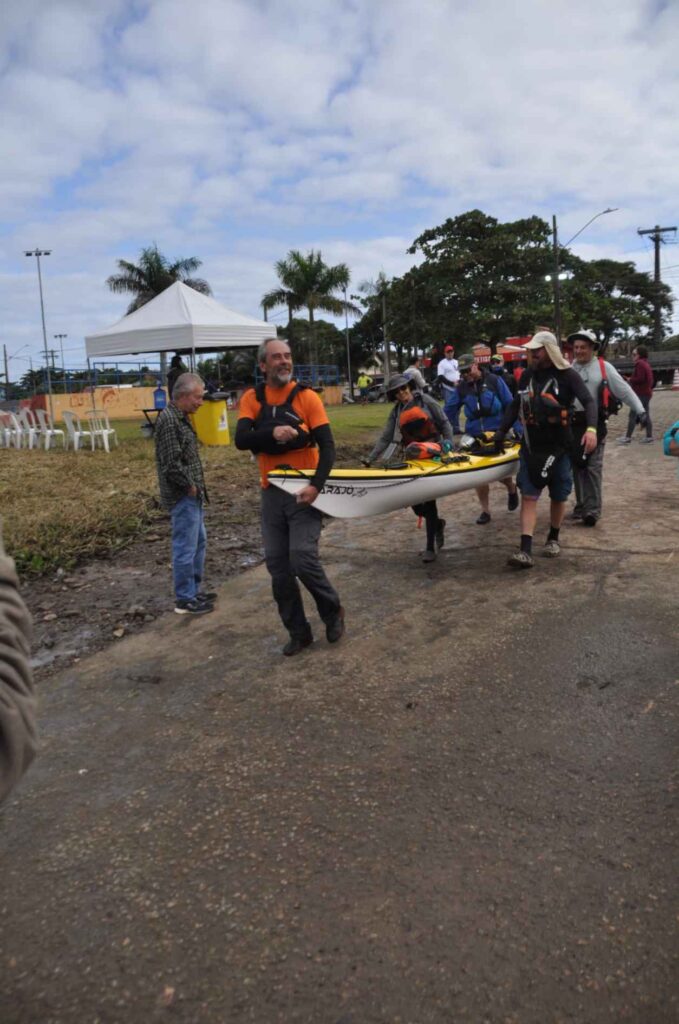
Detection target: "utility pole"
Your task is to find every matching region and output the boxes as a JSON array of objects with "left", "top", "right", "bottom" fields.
[
  {"left": 2, "top": 345, "right": 8, "bottom": 397},
  {"left": 637, "top": 224, "right": 677, "bottom": 346}
]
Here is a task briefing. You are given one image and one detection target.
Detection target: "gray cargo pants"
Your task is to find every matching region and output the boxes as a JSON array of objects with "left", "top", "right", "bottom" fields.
[
  {"left": 573, "top": 440, "right": 605, "bottom": 521},
  {"left": 261, "top": 486, "right": 341, "bottom": 639}
]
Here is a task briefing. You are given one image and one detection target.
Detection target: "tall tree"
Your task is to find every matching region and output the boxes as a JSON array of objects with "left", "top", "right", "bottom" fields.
[
  {"left": 107, "top": 244, "right": 212, "bottom": 313},
  {"left": 261, "top": 249, "right": 359, "bottom": 365},
  {"left": 560, "top": 257, "right": 671, "bottom": 352},
  {"left": 407, "top": 210, "right": 554, "bottom": 347}
]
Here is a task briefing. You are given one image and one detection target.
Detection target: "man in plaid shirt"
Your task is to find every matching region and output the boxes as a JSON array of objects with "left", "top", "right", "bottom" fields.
[{"left": 154, "top": 372, "right": 216, "bottom": 615}]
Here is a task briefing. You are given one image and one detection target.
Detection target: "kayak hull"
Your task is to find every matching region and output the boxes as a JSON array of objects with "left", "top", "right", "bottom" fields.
[{"left": 267, "top": 446, "right": 520, "bottom": 518}]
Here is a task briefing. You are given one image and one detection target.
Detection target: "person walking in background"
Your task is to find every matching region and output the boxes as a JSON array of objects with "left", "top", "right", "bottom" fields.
[
  {"left": 0, "top": 527, "right": 37, "bottom": 804},
  {"left": 568, "top": 330, "right": 645, "bottom": 526},
  {"left": 404, "top": 355, "right": 427, "bottom": 391},
  {"left": 619, "top": 344, "right": 655, "bottom": 444},
  {"left": 356, "top": 371, "right": 372, "bottom": 404},
  {"left": 235, "top": 338, "right": 344, "bottom": 656},
  {"left": 435, "top": 344, "right": 460, "bottom": 432},
  {"left": 167, "top": 354, "right": 188, "bottom": 399},
  {"left": 154, "top": 373, "right": 216, "bottom": 616},
  {"left": 489, "top": 353, "right": 517, "bottom": 396}
]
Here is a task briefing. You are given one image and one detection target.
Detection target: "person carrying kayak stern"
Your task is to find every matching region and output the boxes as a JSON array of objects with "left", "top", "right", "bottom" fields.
[{"left": 364, "top": 374, "right": 453, "bottom": 563}]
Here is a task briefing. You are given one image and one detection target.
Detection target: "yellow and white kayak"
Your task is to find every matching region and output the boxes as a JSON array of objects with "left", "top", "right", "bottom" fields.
[{"left": 268, "top": 445, "right": 520, "bottom": 518}]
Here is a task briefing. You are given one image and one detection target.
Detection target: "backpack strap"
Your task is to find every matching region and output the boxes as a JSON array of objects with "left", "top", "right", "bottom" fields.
[{"left": 598, "top": 357, "right": 609, "bottom": 412}]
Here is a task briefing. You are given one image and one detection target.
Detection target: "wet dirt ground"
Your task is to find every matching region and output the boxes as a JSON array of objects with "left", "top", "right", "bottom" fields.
[{"left": 1, "top": 396, "right": 678, "bottom": 1023}]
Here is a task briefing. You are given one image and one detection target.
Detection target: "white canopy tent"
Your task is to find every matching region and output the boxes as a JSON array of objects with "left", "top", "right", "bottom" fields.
[{"left": 85, "top": 281, "right": 272, "bottom": 358}]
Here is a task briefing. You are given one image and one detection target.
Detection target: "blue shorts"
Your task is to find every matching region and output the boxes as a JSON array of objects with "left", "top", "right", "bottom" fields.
[{"left": 517, "top": 449, "right": 573, "bottom": 501}]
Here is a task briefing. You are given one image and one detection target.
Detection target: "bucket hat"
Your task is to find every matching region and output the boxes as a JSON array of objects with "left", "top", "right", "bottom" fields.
[
  {"left": 566, "top": 329, "right": 599, "bottom": 349},
  {"left": 385, "top": 373, "right": 414, "bottom": 397}
]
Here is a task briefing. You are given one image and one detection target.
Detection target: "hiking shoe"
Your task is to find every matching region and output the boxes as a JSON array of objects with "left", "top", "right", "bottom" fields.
[
  {"left": 476, "top": 511, "right": 492, "bottom": 525},
  {"left": 507, "top": 491, "right": 519, "bottom": 512},
  {"left": 507, "top": 551, "right": 534, "bottom": 569},
  {"left": 639, "top": 437, "right": 655, "bottom": 444},
  {"left": 617, "top": 437, "right": 631, "bottom": 445},
  {"left": 326, "top": 607, "right": 345, "bottom": 644},
  {"left": 583, "top": 514, "right": 597, "bottom": 527},
  {"left": 571, "top": 509, "right": 583, "bottom": 521},
  {"left": 175, "top": 598, "right": 215, "bottom": 616},
  {"left": 435, "top": 518, "right": 446, "bottom": 550},
  {"left": 543, "top": 539, "right": 560, "bottom": 557},
  {"left": 422, "top": 549, "right": 436, "bottom": 563},
  {"left": 196, "top": 591, "right": 217, "bottom": 603},
  {"left": 283, "top": 632, "right": 313, "bottom": 657}
]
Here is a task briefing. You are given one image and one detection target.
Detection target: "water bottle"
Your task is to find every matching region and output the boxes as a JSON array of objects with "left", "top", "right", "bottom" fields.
[{"left": 153, "top": 384, "right": 167, "bottom": 410}]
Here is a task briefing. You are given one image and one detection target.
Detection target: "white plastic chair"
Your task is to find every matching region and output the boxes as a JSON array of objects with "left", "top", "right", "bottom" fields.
[
  {"left": 0, "top": 412, "right": 18, "bottom": 448},
  {"left": 35, "top": 408, "right": 66, "bottom": 450},
  {"left": 6, "top": 412, "right": 26, "bottom": 448},
  {"left": 62, "top": 410, "right": 94, "bottom": 451},
  {"left": 16, "top": 408, "right": 40, "bottom": 449},
  {"left": 84, "top": 409, "right": 118, "bottom": 453}
]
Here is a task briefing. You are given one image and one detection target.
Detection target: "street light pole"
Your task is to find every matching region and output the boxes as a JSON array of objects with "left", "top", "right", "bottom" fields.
[
  {"left": 343, "top": 287, "right": 353, "bottom": 400},
  {"left": 54, "top": 333, "right": 68, "bottom": 393},
  {"left": 550, "top": 208, "right": 618, "bottom": 344},
  {"left": 24, "top": 247, "right": 54, "bottom": 421}
]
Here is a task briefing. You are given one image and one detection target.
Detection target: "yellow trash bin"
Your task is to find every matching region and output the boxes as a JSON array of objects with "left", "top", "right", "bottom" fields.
[{"left": 191, "top": 394, "right": 230, "bottom": 446}]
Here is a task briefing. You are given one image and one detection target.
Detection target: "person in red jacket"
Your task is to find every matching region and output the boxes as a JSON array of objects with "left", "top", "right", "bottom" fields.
[{"left": 618, "top": 344, "right": 655, "bottom": 444}]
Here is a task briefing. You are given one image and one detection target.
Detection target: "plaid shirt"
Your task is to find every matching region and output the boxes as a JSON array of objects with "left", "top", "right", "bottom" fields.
[{"left": 154, "top": 403, "right": 208, "bottom": 510}]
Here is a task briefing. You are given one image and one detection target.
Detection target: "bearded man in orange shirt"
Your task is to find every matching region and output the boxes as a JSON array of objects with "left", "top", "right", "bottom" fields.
[{"left": 235, "top": 338, "right": 344, "bottom": 656}]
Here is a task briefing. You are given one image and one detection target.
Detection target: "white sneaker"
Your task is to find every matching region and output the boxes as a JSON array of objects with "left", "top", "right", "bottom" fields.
[{"left": 617, "top": 437, "right": 631, "bottom": 445}]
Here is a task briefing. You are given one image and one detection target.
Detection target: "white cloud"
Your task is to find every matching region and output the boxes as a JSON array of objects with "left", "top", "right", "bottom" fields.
[{"left": 1, "top": 0, "right": 678, "bottom": 369}]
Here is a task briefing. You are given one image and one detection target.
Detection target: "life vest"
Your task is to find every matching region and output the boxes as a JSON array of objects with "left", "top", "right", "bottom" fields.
[
  {"left": 398, "top": 402, "right": 439, "bottom": 445},
  {"left": 251, "top": 382, "right": 315, "bottom": 455},
  {"left": 519, "top": 372, "right": 570, "bottom": 431}
]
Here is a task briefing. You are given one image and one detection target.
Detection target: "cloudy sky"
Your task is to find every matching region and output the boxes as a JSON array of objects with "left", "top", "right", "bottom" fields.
[{"left": 2, "top": 0, "right": 678, "bottom": 374}]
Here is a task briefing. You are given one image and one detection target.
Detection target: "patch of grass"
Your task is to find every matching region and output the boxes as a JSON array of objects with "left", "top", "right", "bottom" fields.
[{"left": 0, "top": 406, "right": 383, "bottom": 577}]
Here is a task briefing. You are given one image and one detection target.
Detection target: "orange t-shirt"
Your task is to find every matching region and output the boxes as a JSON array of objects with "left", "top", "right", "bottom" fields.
[{"left": 238, "top": 382, "right": 330, "bottom": 487}]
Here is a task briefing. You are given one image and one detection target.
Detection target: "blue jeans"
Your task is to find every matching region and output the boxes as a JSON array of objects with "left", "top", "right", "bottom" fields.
[{"left": 171, "top": 496, "right": 207, "bottom": 602}]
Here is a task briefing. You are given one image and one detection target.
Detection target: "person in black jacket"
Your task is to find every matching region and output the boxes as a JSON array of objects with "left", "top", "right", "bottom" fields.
[{"left": 494, "top": 332, "right": 597, "bottom": 569}]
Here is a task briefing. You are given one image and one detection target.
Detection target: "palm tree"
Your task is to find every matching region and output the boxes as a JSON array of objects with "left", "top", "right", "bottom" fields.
[
  {"left": 261, "top": 249, "right": 359, "bottom": 365},
  {"left": 107, "top": 244, "right": 212, "bottom": 313}
]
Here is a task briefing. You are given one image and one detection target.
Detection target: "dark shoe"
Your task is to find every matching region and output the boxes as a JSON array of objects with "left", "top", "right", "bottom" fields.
[
  {"left": 507, "top": 491, "right": 519, "bottom": 512},
  {"left": 422, "top": 549, "right": 436, "bottom": 563},
  {"left": 196, "top": 590, "right": 218, "bottom": 603},
  {"left": 175, "top": 598, "right": 215, "bottom": 616},
  {"left": 325, "top": 607, "right": 345, "bottom": 644},
  {"left": 476, "top": 511, "right": 491, "bottom": 525},
  {"left": 571, "top": 509, "right": 583, "bottom": 521},
  {"left": 283, "top": 632, "right": 313, "bottom": 657},
  {"left": 583, "top": 514, "right": 597, "bottom": 527},
  {"left": 435, "top": 518, "right": 446, "bottom": 550}
]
